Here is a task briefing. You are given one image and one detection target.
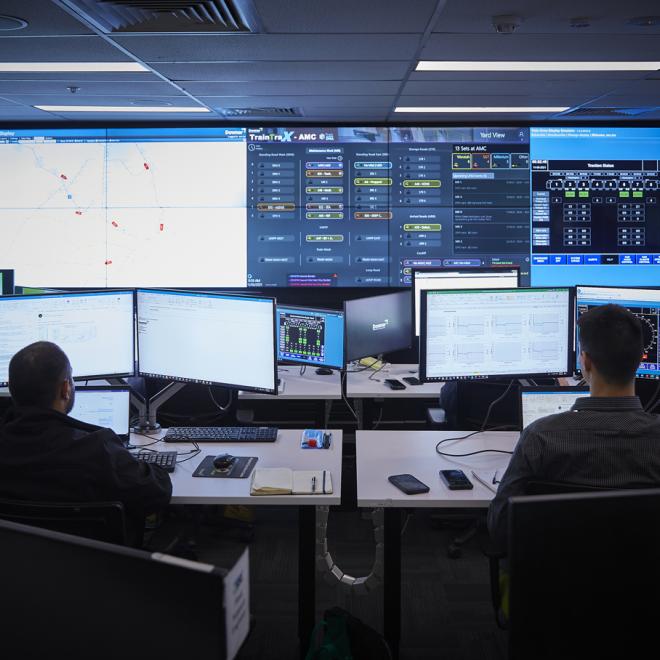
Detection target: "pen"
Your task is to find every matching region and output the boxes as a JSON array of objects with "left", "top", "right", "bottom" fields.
[
  {"left": 311, "top": 476, "right": 316, "bottom": 493},
  {"left": 471, "top": 470, "right": 497, "bottom": 494}
]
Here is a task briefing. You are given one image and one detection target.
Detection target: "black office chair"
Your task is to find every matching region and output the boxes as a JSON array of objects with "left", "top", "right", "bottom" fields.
[
  {"left": 0, "top": 498, "right": 128, "bottom": 546},
  {"left": 507, "top": 488, "right": 660, "bottom": 660}
]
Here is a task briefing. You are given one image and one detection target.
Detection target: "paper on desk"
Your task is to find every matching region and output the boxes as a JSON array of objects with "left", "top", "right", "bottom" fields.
[
  {"left": 250, "top": 468, "right": 292, "bottom": 495},
  {"left": 470, "top": 470, "right": 498, "bottom": 495}
]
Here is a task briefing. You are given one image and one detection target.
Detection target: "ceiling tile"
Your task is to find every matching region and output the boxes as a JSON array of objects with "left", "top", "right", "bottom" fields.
[
  {"left": 408, "top": 70, "right": 647, "bottom": 81},
  {"left": 254, "top": 0, "right": 438, "bottom": 32},
  {"left": 116, "top": 34, "right": 419, "bottom": 62},
  {"left": 402, "top": 79, "right": 623, "bottom": 96},
  {"left": 8, "top": 94, "right": 201, "bottom": 107},
  {"left": 180, "top": 80, "right": 402, "bottom": 96},
  {"left": 0, "top": 1, "right": 93, "bottom": 36},
  {"left": 201, "top": 95, "right": 393, "bottom": 109},
  {"left": 0, "top": 36, "right": 137, "bottom": 61},
  {"left": 0, "top": 79, "right": 179, "bottom": 95}
]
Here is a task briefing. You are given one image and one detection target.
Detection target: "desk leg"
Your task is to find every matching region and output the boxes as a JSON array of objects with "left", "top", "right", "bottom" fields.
[
  {"left": 298, "top": 505, "right": 316, "bottom": 658},
  {"left": 384, "top": 508, "right": 402, "bottom": 659}
]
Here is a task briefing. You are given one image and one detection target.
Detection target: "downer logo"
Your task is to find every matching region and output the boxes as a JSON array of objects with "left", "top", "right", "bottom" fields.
[{"left": 372, "top": 319, "right": 389, "bottom": 331}]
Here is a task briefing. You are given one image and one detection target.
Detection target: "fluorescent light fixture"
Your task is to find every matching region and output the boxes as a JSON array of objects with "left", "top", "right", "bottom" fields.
[
  {"left": 394, "top": 106, "right": 569, "bottom": 113},
  {"left": 416, "top": 61, "right": 660, "bottom": 72},
  {"left": 35, "top": 105, "right": 211, "bottom": 113},
  {"left": 0, "top": 62, "right": 148, "bottom": 72}
]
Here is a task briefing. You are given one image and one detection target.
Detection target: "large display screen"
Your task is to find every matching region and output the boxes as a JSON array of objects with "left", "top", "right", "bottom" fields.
[{"left": 1, "top": 125, "right": 657, "bottom": 289}]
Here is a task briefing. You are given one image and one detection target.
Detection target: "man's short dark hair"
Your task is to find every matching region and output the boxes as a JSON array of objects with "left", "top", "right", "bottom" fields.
[
  {"left": 577, "top": 304, "right": 643, "bottom": 385},
  {"left": 8, "top": 341, "right": 71, "bottom": 408}
]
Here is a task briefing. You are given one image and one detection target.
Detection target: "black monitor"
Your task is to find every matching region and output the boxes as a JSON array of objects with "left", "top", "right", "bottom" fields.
[
  {"left": 420, "top": 287, "right": 573, "bottom": 381},
  {"left": 344, "top": 291, "right": 413, "bottom": 363},
  {"left": 0, "top": 269, "right": 14, "bottom": 295},
  {"left": 276, "top": 305, "right": 344, "bottom": 369},
  {"left": 0, "top": 518, "right": 248, "bottom": 659}
]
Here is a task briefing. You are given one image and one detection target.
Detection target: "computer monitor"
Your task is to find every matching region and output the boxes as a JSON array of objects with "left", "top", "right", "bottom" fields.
[
  {"left": 136, "top": 289, "right": 277, "bottom": 394},
  {"left": 344, "top": 291, "right": 413, "bottom": 363},
  {"left": 0, "top": 290, "right": 136, "bottom": 387},
  {"left": 0, "top": 518, "right": 237, "bottom": 659},
  {"left": 70, "top": 386, "right": 131, "bottom": 441},
  {"left": 519, "top": 385, "right": 589, "bottom": 430},
  {"left": 575, "top": 285, "right": 660, "bottom": 379},
  {"left": 412, "top": 266, "right": 520, "bottom": 335},
  {"left": 420, "top": 287, "right": 573, "bottom": 381},
  {"left": 14, "top": 286, "right": 63, "bottom": 295},
  {"left": 276, "top": 305, "right": 344, "bottom": 369},
  {"left": 0, "top": 269, "right": 14, "bottom": 295}
]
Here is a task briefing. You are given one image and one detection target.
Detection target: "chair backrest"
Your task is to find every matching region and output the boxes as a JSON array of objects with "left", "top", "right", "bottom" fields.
[
  {"left": 508, "top": 488, "right": 660, "bottom": 660},
  {"left": 524, "top": 479, "right": 614, "bottom": 496},
  {"left": 0, "top": 498, "right": 127, "bottom": 545}
]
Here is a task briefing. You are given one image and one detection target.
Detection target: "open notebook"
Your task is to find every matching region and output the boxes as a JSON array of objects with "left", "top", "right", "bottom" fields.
[{"left": 250, "top": 468, "right": 333, "bottom": 496}]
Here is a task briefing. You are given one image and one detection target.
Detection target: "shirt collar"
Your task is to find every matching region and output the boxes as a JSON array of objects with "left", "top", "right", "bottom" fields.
[{"left": 571, "top": 396, "right": 643, "bottom": 412}]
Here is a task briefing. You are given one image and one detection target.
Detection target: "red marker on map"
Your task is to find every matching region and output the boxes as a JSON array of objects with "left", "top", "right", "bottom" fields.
[
  {"left": 60, "top": 174, "right": 68, "bottom": 180},
  {"left": 144, "top": 163, "right": 150, "bottom": 170},
  {"left": 112, "top": 221, "right": 119, "bottom": 228},
  {"left": 105, "top": 260, "right": 112, "bottom": 266},
  {"left": 75, "top": 210, "right": 82, "bottom": 215},
  {"left": 160, "top": 223, "right": 164, "bottom": 231}
]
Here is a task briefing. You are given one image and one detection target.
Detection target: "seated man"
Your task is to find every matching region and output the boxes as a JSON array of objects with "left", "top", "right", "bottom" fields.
[
  {"left": 0, "top": 341, "right": 172, "bottom": 543},
  {"left": 488, "top": 303, "right": 660, "bottom": 552}
]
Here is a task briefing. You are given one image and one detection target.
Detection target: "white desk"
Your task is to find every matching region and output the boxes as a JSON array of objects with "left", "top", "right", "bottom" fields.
[
  {"left": 238, "top": 366, "right": 341, "bottom": 401},
  {"left": 346, "top": 363, "right": 443, "bottom": 399},
  {"left": 356, "top": 430, "right": 517, "bottom": 508},
  {"left": 355, "top": 429, "right": 517, "bottom": 658},
  {"left": 132, "top": 428, "right": 342, "bottom": 506}
]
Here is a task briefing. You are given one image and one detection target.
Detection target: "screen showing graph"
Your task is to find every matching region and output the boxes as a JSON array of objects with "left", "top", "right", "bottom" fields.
[{"left": 420, "top": 287, "right": 572, "bottom": 381}]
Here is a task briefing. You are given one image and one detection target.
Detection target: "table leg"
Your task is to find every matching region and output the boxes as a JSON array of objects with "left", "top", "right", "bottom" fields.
[
  {"left": 298, "top": 505, "right": 316, "bottom": 658},
  {"left": 384, "top": 508, "right": 402, "bottom": 659}
]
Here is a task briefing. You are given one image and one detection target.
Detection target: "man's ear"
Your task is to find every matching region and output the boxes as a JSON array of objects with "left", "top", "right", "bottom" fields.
[
  {"left": 60, "top": 378, "right": 71, "bottom": 402},
  {"left": 580, "top": 351, "right": 592, "bottom": 377}
]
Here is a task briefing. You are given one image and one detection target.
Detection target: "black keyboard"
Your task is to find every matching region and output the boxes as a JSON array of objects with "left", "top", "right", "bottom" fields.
[
  {"left": 134, "top": 451, "right": 177, "bottom": 472},
  {"left": 163, "top": 426, "right": 279, "bottom": 443}
]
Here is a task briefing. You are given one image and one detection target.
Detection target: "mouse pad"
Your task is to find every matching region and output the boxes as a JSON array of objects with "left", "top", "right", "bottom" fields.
[{"left": 192, "top": 456, "right": 258, "bottom": 479}]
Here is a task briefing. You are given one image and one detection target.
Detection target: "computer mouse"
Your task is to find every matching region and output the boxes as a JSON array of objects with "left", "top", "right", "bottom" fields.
[{"left": 213, "top": 453, "right": 235, "bottom": 470}]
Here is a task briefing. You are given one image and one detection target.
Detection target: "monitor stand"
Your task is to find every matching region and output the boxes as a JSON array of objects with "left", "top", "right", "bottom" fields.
[{"left": 315, "top": 367, "right": 333, "bottom": 376}]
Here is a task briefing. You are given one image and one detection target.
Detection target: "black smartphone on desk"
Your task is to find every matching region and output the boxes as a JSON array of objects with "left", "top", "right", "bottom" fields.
[
  {"left": 384, "top": 378, "right": 406, "bottom": 390},
  {"left": 439, "top": 469, "right": 473, "bottom": 490},
  {"left": 388, "top": 474, "right": 430, "bottom": 494},
  {"left": 402, "top": 376, "right": 422, "bottom": 386}
]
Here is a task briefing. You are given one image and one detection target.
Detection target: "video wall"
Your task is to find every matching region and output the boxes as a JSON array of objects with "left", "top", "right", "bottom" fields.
[{"left": 0, "top": 125, "right": 658, "bottom": 288}]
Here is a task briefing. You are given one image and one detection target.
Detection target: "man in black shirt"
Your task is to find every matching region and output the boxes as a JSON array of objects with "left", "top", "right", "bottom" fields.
[
  {"left": 0, "top": 341, "right": 172, "bottom": 542},
  {"left": 488, "top": 304, "right": 660, "bottom": 551}
]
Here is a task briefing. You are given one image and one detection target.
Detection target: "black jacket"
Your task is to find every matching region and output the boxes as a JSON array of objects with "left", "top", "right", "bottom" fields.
[{"left": 0, "top": 406, "right": 172, "bottom": 522}]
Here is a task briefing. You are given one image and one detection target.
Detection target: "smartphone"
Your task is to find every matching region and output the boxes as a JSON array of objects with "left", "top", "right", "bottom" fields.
[
  {"left": 388, "top": 473, "right": 430, "bottom": 495},
  {"left": 439, "top": 469, "right": 474, "bottom": 490},
  {"left": 384, "top": 378, "right": 406, "bottom": 390},
  {"left": 402, "top": 376, "right": 422, "bottom": 386}
]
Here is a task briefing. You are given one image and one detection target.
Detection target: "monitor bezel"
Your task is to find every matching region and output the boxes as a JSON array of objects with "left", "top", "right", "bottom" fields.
[
  {"left": 343, "top": 290, "right": 414, "bottom": 364},
  {"left": 518, "top": 385, "right": 590, "bottom": 431},
  {"left": 72, "top": 385, "right": 132, "bottom": 439},
  {"left": 0, "top": 289, "right": 136, "bottom": 386},
  {"left": 275, "top": 304, "right": 345, "bottom": 370},
  {"left": 411, "top": 265, "right": 521, "bottom": 336},
  {"left": 419, "top": 286, "right": 575, "bottom": 382},
  {"left": 135, "top": 288, "right": 278, "bottom": 395},
  {"left": 0, "top": 268, "right": 15, "bottom": 295},
  {"left": 575, "top": 283, "right": 660, "bottom": 381}
]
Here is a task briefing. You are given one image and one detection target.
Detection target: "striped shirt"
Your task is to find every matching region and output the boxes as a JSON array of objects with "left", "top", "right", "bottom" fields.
[{"left": 487, "top": 396, "right": 660, "bottom": 551}]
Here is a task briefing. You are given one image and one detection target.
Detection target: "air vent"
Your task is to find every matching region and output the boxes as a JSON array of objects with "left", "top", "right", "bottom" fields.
[
  {"left": 560, "top": 106, "right": 657, "bottom": 117},
  {"left": 218, "top": 107, "right": 304, "bottom": 118},
  {"left": 61, "top": 0, "right": 262, "bottom": 33}
]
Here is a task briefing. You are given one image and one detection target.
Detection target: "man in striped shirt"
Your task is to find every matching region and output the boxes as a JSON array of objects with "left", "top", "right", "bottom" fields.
[{"left": 488, "top": 303, "right": 660, "bottom": 552}]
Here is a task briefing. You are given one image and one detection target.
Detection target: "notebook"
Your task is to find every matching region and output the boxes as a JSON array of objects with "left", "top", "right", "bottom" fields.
[{"left": 250, "top": 468, "right": 332, "bottom": 495}]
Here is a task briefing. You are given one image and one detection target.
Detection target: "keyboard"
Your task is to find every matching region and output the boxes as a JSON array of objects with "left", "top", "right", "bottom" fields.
[
  {"left": 134, "top": 451, "right": 177, "bottom": 472},
  {"left": 163, "top": 426, "right": 279, "bottom": 443}
]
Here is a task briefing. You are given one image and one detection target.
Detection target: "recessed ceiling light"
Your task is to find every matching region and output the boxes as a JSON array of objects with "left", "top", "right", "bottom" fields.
[
  {"left": 35, "top": 105, "right": 211, "bottom": 113},
  {"left": 0, "top": 15, "right": 28, "bottom": 31},
  {"left": 416, "top": 61, "right": 660, "bottom": 72},
  {"left": 394, "top": 106, "right": 569, "bottom": 113},
  {"left": 0, "top": 62, "right": 148, "bottom": 72}
]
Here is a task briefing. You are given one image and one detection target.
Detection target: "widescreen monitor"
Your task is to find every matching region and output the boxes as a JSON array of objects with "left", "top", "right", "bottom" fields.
[
  {"left": 412, "top": 266, "right": 520, "bottom": 335},
  {"left": 420, "top": 287, "right": 573, "bottom": 381},
  {"left": 70, "top": 386, "right": 131, "bottom": 439},
  {"left": 136, "top": 289, "right": 276, "bottom": 394},
  {"left": 344, "top": 291, "right": 413, "bottom": 363},
  {"left": 575, "top": 285, "right": 660, "bottom": 379},
  {"left": 0, "top": 269, "right": 14, "bottom": 295},
  {"left": 519, "top": 386, "right": 589, "bottom": 430},
  {"left": 276, "top": 305, "right": 344, "bottom": 369},
  {"left": 0, "top": 290, "right": 135, "bottom": 387}
]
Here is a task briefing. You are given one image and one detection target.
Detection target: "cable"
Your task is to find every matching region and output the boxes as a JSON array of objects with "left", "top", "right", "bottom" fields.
[
  {"left": 644, "top": 379, "right": 660, "bottom": 412},
  {"left": 340, "top": 369, "right": 359, "bottom": 422},
  {"left": 208, "top": 386, "right": 233, "bottom": 413},
  {"left": 299, "top": 365, "right": 306, "bottom": 376},
  {"left": 371, "top": 406, "right": 384, "bottom": 430},
  {"left": 367, "top": 360, "right": 388, "bottom": 381}
]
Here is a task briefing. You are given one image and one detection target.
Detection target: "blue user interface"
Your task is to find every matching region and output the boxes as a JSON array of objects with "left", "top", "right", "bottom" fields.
[
  {"left": 576, "top": 285, "right": 660, "bottom": 379},
  {"left": 276, "top": 306, "right": 344, "bottom": 368}
]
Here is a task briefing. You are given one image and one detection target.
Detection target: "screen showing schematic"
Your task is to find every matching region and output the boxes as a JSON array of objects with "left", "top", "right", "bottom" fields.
[
  {"left": 276, "top": 306, "right": 344, "bottom": 368},
  {"left": 576, "top": 285, "right": 660, "bottom": 379},
  {"left": 421, "top": 287, "right": 571, "bottom": 380}
]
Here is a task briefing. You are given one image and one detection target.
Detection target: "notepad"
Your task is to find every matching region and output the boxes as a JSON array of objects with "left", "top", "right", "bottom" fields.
[{"left": 250, "top": 468, "right": 332, "bottom": 496}]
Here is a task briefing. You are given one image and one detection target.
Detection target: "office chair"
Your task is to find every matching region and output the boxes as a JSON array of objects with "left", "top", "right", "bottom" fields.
[
  {"left": 0, "top": 498, "right": 128, "bottom": 546},
  {"left": 507, "top": 488, "right": 660, "bottom": 660}
]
